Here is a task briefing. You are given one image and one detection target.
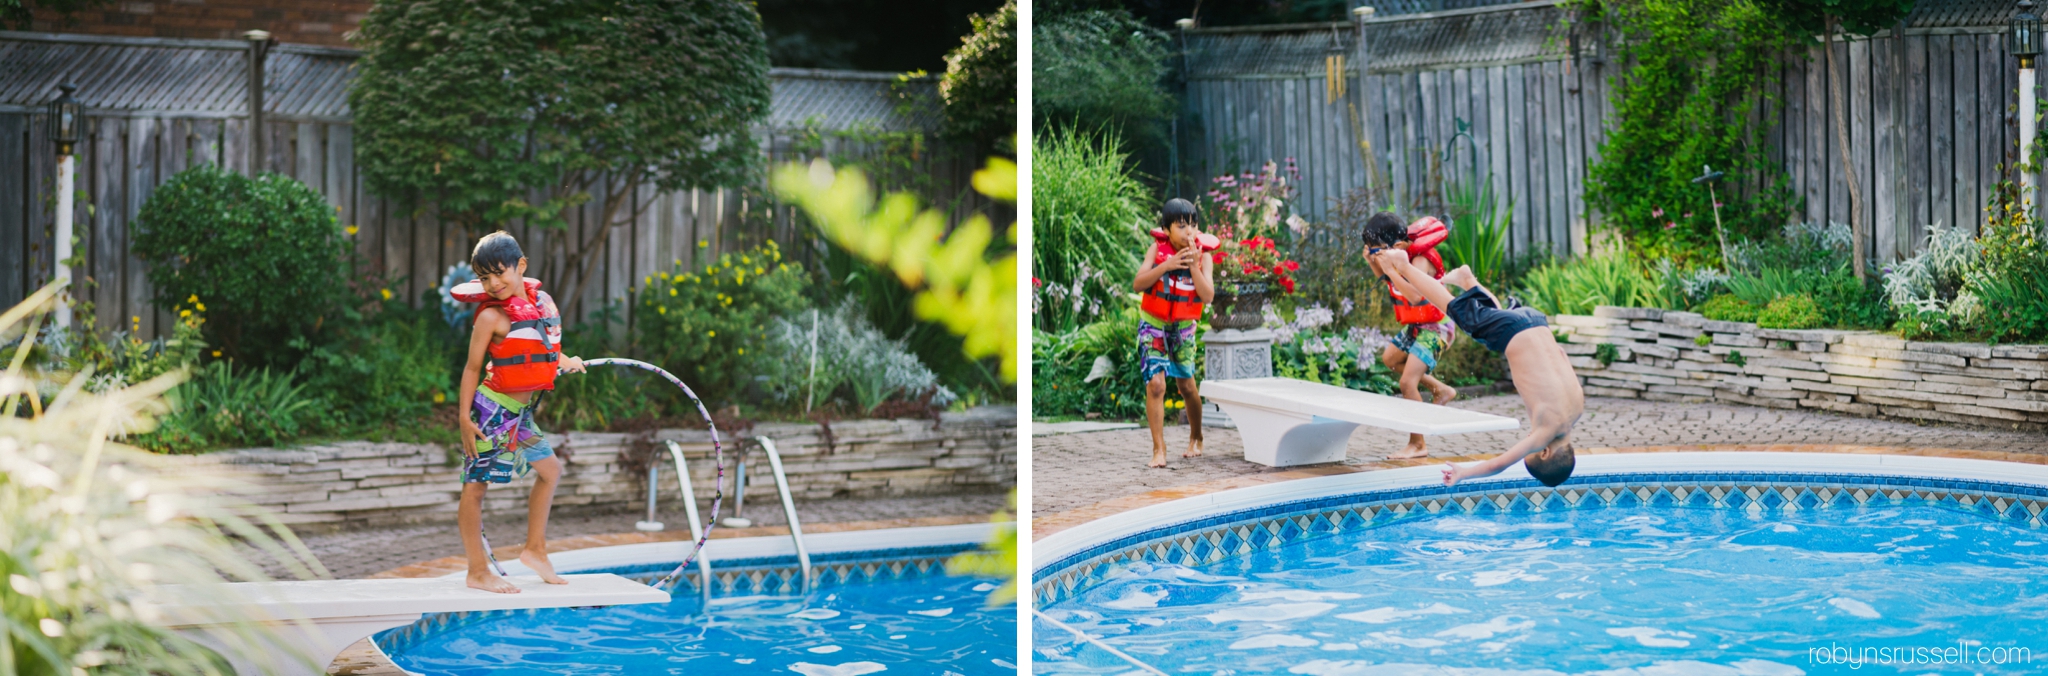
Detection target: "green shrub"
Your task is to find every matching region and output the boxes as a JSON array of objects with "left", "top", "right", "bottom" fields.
[
  {"left": 940, "top": 0, "right": 1016, "bottom": 149},
  {"left": 1031, "top": 126, "right": 1147, "bottom": 332},
  {"left": 1883, "top": 224, "right": 1979, "bottom": 326},
  {"left": 1515, "top": 253, "right": 1655, "bottom": 316},
  {"left": 632, "top": 242, "right": 810, "bottom": 408},
  {"left": 135, "top": 361, "right": 319, "bottom": 452},
  {"left": 131, "top": 164, "right": 350, "bottom": 368},
  {"left": 1700, "top": 293, "right": 1760, "bottom": 323},
  {"left": 1757, "top": 294, "right": 1823, "bottom": 329},
  {"left": 1442, "top": 173, "right": 1512, "bottom": 288},
  {"left": 298, "top": 300, "right": 459, "bottom": 431},
  {"left": 1594, "top": 343, "right": 1620, "bottom": 367},
  {"left": 760, "top": 299, "right": 956, "bottom": 415}
]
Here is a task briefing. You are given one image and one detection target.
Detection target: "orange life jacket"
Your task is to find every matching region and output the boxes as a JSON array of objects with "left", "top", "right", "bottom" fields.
[
  {"left": 1390, "top": 217, "right": 1450, "bottom": 325},
  {"left": 451, "top": 278, "right": 563, "bottom": 393},
  {"left": 1140, "top": 232, "right": 1220, "bottom": 323}
]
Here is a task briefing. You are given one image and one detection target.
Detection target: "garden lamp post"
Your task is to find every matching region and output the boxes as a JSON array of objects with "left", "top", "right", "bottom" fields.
[
  {"left": 47, "top": 83, "right": 81, "bottom": 329},
  {"left": 1692, "top": 165, "right": 1732, "bottom": 272},
  {"left": 2014, "top": 0, "right": 2041, "bottom": 206}
]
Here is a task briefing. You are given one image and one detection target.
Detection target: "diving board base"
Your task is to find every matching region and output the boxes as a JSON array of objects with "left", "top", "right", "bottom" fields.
[{"left": 1213, "top": 400, "right": 1359, "bottom": 467}]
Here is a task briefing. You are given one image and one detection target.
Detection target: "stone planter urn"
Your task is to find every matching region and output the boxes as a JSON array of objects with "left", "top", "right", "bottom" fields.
[{"left": 1205, "top": 281, "right": 1275, "bottom": 381}]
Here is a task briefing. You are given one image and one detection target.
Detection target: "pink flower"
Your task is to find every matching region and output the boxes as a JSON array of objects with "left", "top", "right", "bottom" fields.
[
  {"left": 1665, "top": 221, "right": 1677, "bottom": 230},
  {"left": 1651, "top": 207, "right": 1663, "bottom": 217},
  {"left": 1713, "top": 201, "right": 1724, "bottom": 209},
  {"left": 1683, "top": 212, "right": 1693, "bottom": 218}
]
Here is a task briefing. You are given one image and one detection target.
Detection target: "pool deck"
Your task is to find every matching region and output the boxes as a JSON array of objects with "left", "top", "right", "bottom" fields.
[{"left": 1032, "top": 393, "right": 2048, "bottom": 541}]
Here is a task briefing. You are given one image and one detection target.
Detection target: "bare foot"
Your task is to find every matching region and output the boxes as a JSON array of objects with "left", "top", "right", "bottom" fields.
[
  {"left": 1442, "top": 266, "right": 1479, "bottom": 288},
  {"left": 1433, "top": 384, "right": 1458, "bottom": 406},
  {"left": 467, "top": 571, "right": 521, "bottom": 594},
  {"left": 1183, "top": 437, "right": 1204, "bottom": 459},
  {"left": 519, "top": 549, "right": 569, "bottom": 584},
  {"left": 1149, "top": 448, "right": 1169, "bottom": 468},
  {"left": 1389, "top": 441, "right": 1429, "bottom": 460}
]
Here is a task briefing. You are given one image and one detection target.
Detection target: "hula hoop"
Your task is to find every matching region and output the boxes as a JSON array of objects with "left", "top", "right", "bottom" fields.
[{"left": 478, "top": 358, "right": 725, "bottom": 592}]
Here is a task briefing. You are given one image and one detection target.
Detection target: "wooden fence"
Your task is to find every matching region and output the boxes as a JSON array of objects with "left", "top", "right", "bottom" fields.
[
  {"left": 2, "top": 111, "right": 992, "bottom": 343},
  {"left": 1178, "top": 3, "right": 2034, "bottom": 264}
]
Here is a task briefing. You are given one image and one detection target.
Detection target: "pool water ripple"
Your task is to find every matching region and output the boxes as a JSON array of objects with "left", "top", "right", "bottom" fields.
[{"left": 1036, "top": 503, "right": 2048, "bottom": 674}]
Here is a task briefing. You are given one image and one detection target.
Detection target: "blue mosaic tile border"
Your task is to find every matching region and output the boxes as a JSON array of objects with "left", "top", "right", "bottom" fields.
[
  {"left": 375, "top": 543, "right": 980, "bottom": 660},
  {"left": 1032, "top": 471, "right": 2048, "bottom": 608}
]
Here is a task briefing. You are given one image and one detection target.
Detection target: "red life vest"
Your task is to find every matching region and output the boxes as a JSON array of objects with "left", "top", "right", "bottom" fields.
[
  {"left": 1390, "top": 217, "right": 1450, "bottom": 325},
  {"left": 451, "top": 278, "right": 563, "bottom": 393},
  {"left": 1140, "top": 232, "right": 1220, "bottom": 323}
]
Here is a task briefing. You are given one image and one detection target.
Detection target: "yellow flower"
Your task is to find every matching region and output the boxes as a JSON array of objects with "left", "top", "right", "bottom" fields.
[
  {"left": 742, "top": 256, "right": 752, "bottom": 265},
  {"left": 698, "top": 240, "right": 708, "bottom": 248},
  {"left": 669, "top": 288, "right": 677, "bottom": 297},
  {"left": 433, "top": 392, "right": 446, "bottom": 404},
  {"left": 737, "top": 348, "right": 745, "bottom": 355},
  {"left": 707, "top": 330, "right": 716, "bottom": 337},
  {"left": 179, "top": 309, "right": 191, "bottom": 318},
  {"left": 131, "top": 315, "right": 140, "bottom": 325},
  {"left": 644, "top": 275, "right": 652, "bottom": 287},
  {"left": 195, "top": 302, "right": 205, "bottom": 312},
  {"left": 345, "top": 225, "right": 359, "bottom": 236},
  {"left": 212, "top": 350, "right": 221, "bottom": 358},
  {"left": 658, "top": 306, "right": 668, "bottom": 315},
  {"left": 754, "top": 267, "right": 764, "bottom": 275},
  {"left": 186, "top": 295, "right": 197, "bottom": 304},
  {"left": 380, "top": 288, "right": 393, "bottom": 301}
]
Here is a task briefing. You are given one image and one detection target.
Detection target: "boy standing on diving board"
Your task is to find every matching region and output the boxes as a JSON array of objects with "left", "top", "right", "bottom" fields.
[
  {"left": 452, "top": 231, "right": 587, "bottom": 593},
  {"left": 1132, "top": 199, "right": 1216, "bottom": 469},
  {"left": 1372, "top": 248, "right": 1582, "bottom": 488}
]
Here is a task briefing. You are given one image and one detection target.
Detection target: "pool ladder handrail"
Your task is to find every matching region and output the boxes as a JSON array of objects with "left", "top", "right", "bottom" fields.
[{"left": 641, "top": 437, "right": 812, "bottom": 595}]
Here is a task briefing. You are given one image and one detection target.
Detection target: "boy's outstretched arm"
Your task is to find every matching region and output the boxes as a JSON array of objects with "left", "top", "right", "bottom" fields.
[
  {"left": 458, "top": 309, "right": 506, "bottom": 459},
  {"left": 1374, "top": 249, "right": 1460, "bottom": 311},
  {"left": 1443, "top": 423, "right": 1559, "bottom": 486}
]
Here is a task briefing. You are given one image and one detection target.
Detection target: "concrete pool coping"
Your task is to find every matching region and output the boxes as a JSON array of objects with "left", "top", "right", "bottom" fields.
[{"left": 1032, "top": 444, "right": 2048, "bottom": 573}]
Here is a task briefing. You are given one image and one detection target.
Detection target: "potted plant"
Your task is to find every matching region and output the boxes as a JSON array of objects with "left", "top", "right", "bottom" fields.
[{"left": 1204, "top": 160, "right": 1305, "bottom": 329}]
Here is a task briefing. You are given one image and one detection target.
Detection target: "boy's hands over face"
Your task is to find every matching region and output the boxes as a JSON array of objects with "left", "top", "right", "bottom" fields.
[
  {"left": 1376, "top": 248, "right": 1412, "bottom": 267},
  {"left": 559, "top": 355, "right": 586, "bottom": 374}
]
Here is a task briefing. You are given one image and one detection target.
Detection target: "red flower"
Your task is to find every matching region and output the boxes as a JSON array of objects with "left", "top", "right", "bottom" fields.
[
  {"left": 1212, "top": 252, "right": 1226, "bottom": 264},
  {"left": 1278, "top": 277, "right": 1296, "bottom": 293},
  {"left": 1032, "top": 277, "right": 1041, "bottom": 287},
  {"left": 1242, "top": 264, "right": 1266, "bottom": 275},
  {"left": 1279, "top": 260, "right": 1300, "bottom": 273}
]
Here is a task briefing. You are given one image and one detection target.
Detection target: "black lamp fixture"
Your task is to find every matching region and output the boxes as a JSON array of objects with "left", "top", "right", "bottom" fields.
[
  {"left": 2016, "top": 0, "right": 2042, "bottom": 69},
  {"left": 47, "top": 83, "right": 80, "bottom": 156}
]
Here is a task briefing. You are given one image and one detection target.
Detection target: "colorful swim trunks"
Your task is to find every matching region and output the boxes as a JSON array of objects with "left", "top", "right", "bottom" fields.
[
  {"left": 1392, "top": 319, "right": 1456, "bottom": 372},
  {"left": 1137, "top": 313, "right": 1199, "bottom": 380},
  {"left": 463, "top": 385, "right": 556, "bottom": 484}
]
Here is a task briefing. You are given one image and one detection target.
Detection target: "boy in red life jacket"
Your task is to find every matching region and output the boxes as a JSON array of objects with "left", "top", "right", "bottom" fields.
[
  {"left": 1362, "top": 212, "right": 1459, "bottom": 460},
  {"left": 453, "top": 231, "right": 586, "bottom": 594},
  {"left": 1132, "top": 199, "right": 1216, "bottom": 468}
]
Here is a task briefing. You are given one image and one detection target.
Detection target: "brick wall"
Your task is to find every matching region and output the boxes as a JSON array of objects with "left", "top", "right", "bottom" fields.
[
  {"left": 1554, "top": 307, "right": 2048, "bottom": 431},
  {"left": 29, "top": 0, "right": 371, "bottom": 47},
  {"left": 178, "top": 407, "right": 1017, "bottom": 531}
]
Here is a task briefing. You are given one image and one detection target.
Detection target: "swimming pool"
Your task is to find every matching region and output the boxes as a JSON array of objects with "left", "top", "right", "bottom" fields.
[
  {"left": 374, "top": 525, "right": 1017, "bottom": 675},
  {"left": 1032, "top": 452, "right": 2048, "bottom": 674}
]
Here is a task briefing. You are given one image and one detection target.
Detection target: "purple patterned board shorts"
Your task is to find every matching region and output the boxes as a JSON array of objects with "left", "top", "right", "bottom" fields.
[{"left": 463, "top": 389, "right": 555, "bottom": 484}]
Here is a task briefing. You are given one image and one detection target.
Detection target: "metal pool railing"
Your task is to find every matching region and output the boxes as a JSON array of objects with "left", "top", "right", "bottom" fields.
[{"left": 635, "top": 437, "right": 813, "bottom": 595}]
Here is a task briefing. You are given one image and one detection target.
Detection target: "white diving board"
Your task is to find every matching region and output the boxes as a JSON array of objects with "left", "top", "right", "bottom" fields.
[
  {"left": 155, "top": 574, "right": 669, "bottom": 675},
  {"left": 1204, "top": 377, "right": 1521, "bottom": 467}
]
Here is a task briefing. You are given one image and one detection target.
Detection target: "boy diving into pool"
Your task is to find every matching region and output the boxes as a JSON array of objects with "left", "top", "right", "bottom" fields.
[{"left": 1372, "top": 248, "right": 1582, "bottom": 488}]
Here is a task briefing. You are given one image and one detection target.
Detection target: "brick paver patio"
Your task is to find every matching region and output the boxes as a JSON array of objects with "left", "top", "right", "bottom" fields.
[{"left": 1032, "top": 394, "right": 2048, "bottom": 523}]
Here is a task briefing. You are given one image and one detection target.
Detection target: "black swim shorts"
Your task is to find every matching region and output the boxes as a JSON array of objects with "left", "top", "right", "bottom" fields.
[{"left": 1446, "top": 287, "right": 1549, "bottom": 354}]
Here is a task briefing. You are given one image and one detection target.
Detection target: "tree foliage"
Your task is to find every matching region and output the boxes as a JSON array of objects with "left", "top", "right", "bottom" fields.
[
  {"left": 1032, "top": 8, "right": 1176, "bottom": 150},
  {"left": 130, "top": 165, "right": 349, "bottom": 368},
  {"left": 348, "top": 0, "right": 772, "bottom": 318},
  {"left": 940, "top": 0, "right": 1017, "bottom": 152},
  {"left": 1580, "top": 0, "right": 1803, "bottom": 264}
]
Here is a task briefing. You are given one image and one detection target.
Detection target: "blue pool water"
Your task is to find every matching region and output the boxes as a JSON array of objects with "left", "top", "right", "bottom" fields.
[
  {"left": 387, "top": 574, "right": 1015, "bottom": 675},
  {"left": 1036, "top": 502, "right": 2048, "bottom": 674}
]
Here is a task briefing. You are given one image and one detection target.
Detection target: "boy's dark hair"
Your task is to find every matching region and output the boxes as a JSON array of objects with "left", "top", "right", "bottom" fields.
[
  {"left": 471, "top": 231, "right": 524, "bottom": 276},
  {"left": 1524, "top": 443, "right": 1576, "bottom": 487},
  {"left": 1362, "top": 211, "right": 1407, "bottom": 247},
  {"left": 1161, "top": 198, "right": 1198, "bottom": 228}
]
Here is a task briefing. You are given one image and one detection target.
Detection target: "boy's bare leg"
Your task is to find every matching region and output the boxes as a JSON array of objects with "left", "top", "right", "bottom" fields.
[
  {"left": 518, "top": 456, "right": 568, "bottom": 585},
  {"left": 1145, "top": 373, "right": 1169, "bottom": 468},
  {"left": 1176, "top": 377, "right": 1204, "bottom": 458},
  {"left": 1424, "top": 371, "right": 1457, "bottom": 405},
  {"left": 461, "top": 483, "right": 519, "bottom": 594},
  {"left": 1381, "top": 344, "right": 1406, "bottom": 373},
  {"left": 1440, "top": 266, "right": 1500, "bottom": 308},
  {"left": 1391, "top": 355, "right": 1431, "bottom": 459}
]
